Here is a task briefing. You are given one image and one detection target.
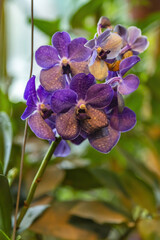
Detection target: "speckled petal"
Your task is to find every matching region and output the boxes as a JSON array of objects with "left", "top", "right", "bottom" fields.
[
  {"left": 70, "top": 61, "right": 89, "bottom": 76},
  {"left": 51, "top": 89, "right": 77, "bottom": 113},
  {"left": 70, "top": 73, "right": 96, "bottom": 100},
  {"left": 35, "top": 46, "right": 60, "bottom": 68},
  {"left": 56, "top": 107, "right": 80, "bottom": 140},
  {"left": 88, "top": 126, "right": 120, "bottom": 153},
  {"left": 131, "top": 36, "right": 149, "bottom": 53},
  {"left": 118, "top": 74, "right": 139, "bottom": 95},
  {"left": 110, "top": 107, "right": 136, "bottom": 132},
  {"left": 119, "top": 56, "right": 140, "bottom": 76},
  {"left": 89, "top": 58, "right": 108, "bottom": 80},
  {"left": 54, "top": 140, "right": 71, "bottom": 157},
  {"left": 40, "top": 65, "right": 66, "bottom": 92},
  {"left": 28, "top": 112, "right": 55, "bottom": 140},
  {"left": 81, "top": 105, "right": 108, "bottom": 134},
  {"left": 68, "top": 38, "right": 91, "bottom": 62},
  {"left": 24, "top": 75, "right": 37, "bottom": 102},
  {"left": 127, "top": 26, "right": 141, "bottom": 45},
  {"left": 86, "top": 83, "right": 113, "bottom": 108},
  {"left": 52, "top": 31, "right": 71, "bottom": 58}
]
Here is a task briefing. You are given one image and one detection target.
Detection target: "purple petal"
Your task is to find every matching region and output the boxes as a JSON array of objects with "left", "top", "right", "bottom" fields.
[
  {"left": 114, "top": 24, "right": 128, "bottom": 42},
  {"left": 21, "top": 106, "right": 36, "bottom": 120},
  {"left": 110, "top": 107, "right": 136, "bottom": 132},
  {"left": 97, "top": 29, "right": 111, "bottom": 46},
  {"left": 70, "top": 73, "right": 95, "bottom": 100},
  {"left": 24, "top": 75, "right": 37, "bottom": 102},
  {"left": 56, "top": 107, "right": 80, "bottom": 140},
  {"left": 52, "top": 32, "right": 71, "bottom": 58},
  {"left": 40, "top": 65, "right": 66, "bottom": 92},
  {"left": 89, "top": 49, "right": 98, "bottom": 66},
  {"left": 85, "top": 83, "right": 113, "bottom": 108},
  {"left": 37, "top": 85, "right": 52, "bottom": 103},
  {"left": 51, "top": 89, "right": 77, "bottom": 113},
  {"left": 89, "top": 58, "right": 108, "bottom": 80},
  {"left": 28, "top": 112, "right": 55, "bottom": 140},
  {"left": 88, "top": 126, "right": 120, "bottom": 153},
  {"left": 127, "top": 26, "right": 141, "bottom": 45},
  {"left": 68, "top": 38, "right": 91, "bottom": 62},
  {"left": 35, "top": 46, "right": 60, "bottom": 69},
  {"left": 54, "top": 140, "right": 71, "bottom": 157},
  {"left": 131, "top": 36, "right": 149, "bottom": 53},
  {"left": 120, "top": 56, "right": 140, "bottom": 76},
  {"left": 71, "top": 135, "right": 86, "bottom": 145},
  {"left": 70, "top": 61, "right": 89, "bottom": 76},
  {"left": 81, "top": 105, "right": 108, "bottom": 135},
  {"left": 118, "top": 74, "right": 139, "bottom": 95},
  {"left": 84, "top": 39, "right": 95, "bottom": 49}
]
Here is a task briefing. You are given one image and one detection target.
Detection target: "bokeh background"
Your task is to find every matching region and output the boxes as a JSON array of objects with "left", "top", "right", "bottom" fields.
[{"left": 0, "top": 0, "right": 160, "bottom": 239}]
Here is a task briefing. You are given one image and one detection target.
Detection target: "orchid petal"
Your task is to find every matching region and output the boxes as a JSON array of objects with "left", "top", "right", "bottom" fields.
[
  {"left": 35, "top": 46, "right": 60, "bottom": 69},
  {"left": 28, "top": 112, "right": 55, "bottom": 140},
  {"left": 86, "top": 83, "right": 113, "bottom": 108},
  {"left": 40, "top": 65, "right": 66, "bottom": 92},
  {"left": 51, "top": 89, "right": 77, "bottom": 113},
  {"left": 52, "top": 31, "right": 71, "bottom": 58},
  {"left": 56, "top": 107, "right": 80, "bottom": 140},
  {"left": 88, "top": 126, "right": 120, "bottom": 153},
  {"left": 118, "top": 74, "right": 139, "bottom": 95},
  {"left": 70, "top": 73, "right": 95, "bottom": 100},
  {"left": 110, "top": 107, "right": 136, "bottom": 132}
]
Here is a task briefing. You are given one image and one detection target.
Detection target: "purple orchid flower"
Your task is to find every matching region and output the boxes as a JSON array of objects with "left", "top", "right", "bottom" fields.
[
  {"left": 106, "top": 92, "right": 137, "bottom": 132},
  {"left": 85, "top": 30, "right": 123, "bottom": 80},
  {"left": 35, "top": 32, "right": 92, "bottom": 91},
  {"left": 21, "top": 76, "right": 55, "bottom": 141},
  {"left": 114, "top": 25, "right": 149, "bottom": 54},
  {"left": 107, "top": 56, "right": 140, "bottom": 95},
  {"left": 50, "top": 73, "right": 121, "bottom": 153}
]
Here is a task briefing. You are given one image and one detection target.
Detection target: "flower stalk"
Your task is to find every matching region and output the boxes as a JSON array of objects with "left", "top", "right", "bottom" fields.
[{"left": 16, "top": 137, "right": 62, "bottom": 229}]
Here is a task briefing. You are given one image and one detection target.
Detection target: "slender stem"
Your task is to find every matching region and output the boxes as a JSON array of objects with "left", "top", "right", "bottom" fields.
[
  {"left": 16, "top": 137, "right": 61, "bottom": 228},
  {"left": 12, "top": 0, "right": 34, "bottom": 239},
  {"left": 12, "top": 119, "right": 28, "bottom": 240}
]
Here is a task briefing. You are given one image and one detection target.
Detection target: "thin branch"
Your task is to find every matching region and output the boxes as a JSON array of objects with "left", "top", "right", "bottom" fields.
[
  {"left": 12, "top": 0, "right": 34, "bottom": 239},
  {"left": 16, "top": 137, "right": 62, "bottom": 228}
]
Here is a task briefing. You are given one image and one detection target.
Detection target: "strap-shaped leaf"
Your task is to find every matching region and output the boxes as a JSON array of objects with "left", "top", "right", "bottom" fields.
[
  {"left": 0, "top": 112, "right": 12, "bottom": 175},
  {"left": 0, "top": 230, "right": 11, "bottom": 240},
  {"left": 0, "top": 175, "right": 12, "bottom": 237}
]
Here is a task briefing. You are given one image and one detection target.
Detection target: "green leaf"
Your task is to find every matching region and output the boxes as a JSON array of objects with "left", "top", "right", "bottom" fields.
[
  {"left": 62, "top": 168, "right": 101, "bottom": 190},
  {"left": 120, "top": 170, "right": 156, "bottom": 213},
  {"left": 0, "top": 230, "right": 10, "bottom": 240},
  {"left": 70, "top": 0, "right": 105, "bottom": 28},
  {"left": 0, "top": 175, "right": 12, "bottom": 237},
  {"left": 28, "top": 18, "right": 60, "bottom": 37},
  {"left": 19, "top": 205, "right": 49, "bottom": 232},
  {"left": 0, "top": 112, "right": 12, "bottom": 175}
]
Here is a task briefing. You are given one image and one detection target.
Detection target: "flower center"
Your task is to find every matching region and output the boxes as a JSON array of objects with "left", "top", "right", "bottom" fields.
[
  {"left": 97, "top": 47, "right": 102, "bottom": 54},
  {"left": 61, "top": 57, "right": 69, "bottom": 66}
]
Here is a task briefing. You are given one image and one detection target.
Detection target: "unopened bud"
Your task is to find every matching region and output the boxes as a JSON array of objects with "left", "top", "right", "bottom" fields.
[{"left": 98, "top": 16, "right": 111, "bottom": 29}]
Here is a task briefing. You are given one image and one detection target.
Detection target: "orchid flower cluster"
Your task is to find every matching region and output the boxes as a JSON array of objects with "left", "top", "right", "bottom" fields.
[{"left": 21, "top": 17, "right": 149, "bottom": 156}]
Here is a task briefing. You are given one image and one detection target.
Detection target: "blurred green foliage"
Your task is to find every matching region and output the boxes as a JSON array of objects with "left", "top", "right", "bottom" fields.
[{"left": 1, "top": 0, "right": 160, "bottom": 239}]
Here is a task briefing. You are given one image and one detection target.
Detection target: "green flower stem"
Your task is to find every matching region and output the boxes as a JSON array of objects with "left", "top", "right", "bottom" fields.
[{"left": 16, "top": 137, "right": 62, "bottom": 229}]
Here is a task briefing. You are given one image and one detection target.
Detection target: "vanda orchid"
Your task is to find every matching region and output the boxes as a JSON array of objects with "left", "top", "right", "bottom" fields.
[{"left": 22, "top": 16, "right": 149, "bottom": 155}]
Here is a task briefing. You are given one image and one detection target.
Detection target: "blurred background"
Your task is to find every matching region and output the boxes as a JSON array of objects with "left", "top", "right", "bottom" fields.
[{"left": 0, "top": 0, "right": 160, "bottom": 239}]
